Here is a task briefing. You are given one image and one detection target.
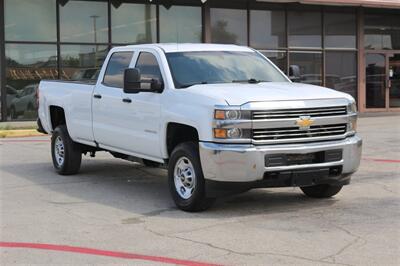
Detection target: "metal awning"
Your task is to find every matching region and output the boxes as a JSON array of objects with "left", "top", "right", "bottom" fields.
[{"left": 256, "top": 0, "right": 400, "bottom": 9}]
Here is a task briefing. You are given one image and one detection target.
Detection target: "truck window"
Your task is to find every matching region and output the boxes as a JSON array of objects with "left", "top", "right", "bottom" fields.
[
  {"left": 135, "top": 52, "right": 163, "bottom": 82},
  {"left": 103, "top": 52, "right": 134, "bottom": 88}
]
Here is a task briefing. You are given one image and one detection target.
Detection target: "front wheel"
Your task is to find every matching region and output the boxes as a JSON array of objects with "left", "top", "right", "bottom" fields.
[
  {"left": 168, "top": 142, "right": 215, "bottom": 212},
  {"left": 51, "top": 125, "right": 82, "bottom": 175},
  {"left": 300, "top": 184, "right": 343, "bottom": 198}
]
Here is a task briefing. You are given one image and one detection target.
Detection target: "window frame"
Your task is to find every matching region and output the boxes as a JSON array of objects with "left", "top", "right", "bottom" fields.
[
  {"left": 102, "top": 51, "right": 134, "bottom": 88},
  {"left": 134, "top": 51, "right": 165, "bottom": 84}
]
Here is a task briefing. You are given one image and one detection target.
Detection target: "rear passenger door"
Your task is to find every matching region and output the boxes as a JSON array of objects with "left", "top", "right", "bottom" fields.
[{"left": 92, "top": 51, "right": 134, "bottom": 149}]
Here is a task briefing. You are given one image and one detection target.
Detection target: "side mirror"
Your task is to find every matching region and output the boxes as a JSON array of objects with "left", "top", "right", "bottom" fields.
[
  {"left": 123, "top": 68, "right": 164, "bottom": 94},
  {"left": 289, "top": 65, "right": 301, "bottom": 82},
  {"left": 123, "top": 68, "right": 141, "bottom": 93}
]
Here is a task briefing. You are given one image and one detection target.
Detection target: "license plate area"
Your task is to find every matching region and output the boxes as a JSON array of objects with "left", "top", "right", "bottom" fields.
[{"left": 265, "top": 149, "right": 342, "bottom": 167}]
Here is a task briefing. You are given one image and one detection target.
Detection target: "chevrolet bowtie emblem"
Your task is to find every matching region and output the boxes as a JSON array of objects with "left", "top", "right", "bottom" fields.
[{"left": 296, "top": 116, "right": 314, "bottom": 130}]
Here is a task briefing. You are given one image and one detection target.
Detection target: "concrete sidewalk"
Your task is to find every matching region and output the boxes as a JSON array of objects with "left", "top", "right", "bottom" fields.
[{"left": 0, "top": 121, "right": 36, "bottom": 130}]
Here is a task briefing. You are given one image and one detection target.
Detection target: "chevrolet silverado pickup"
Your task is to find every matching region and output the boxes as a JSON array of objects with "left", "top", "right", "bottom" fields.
[{"left": 38, "top": 44, "right": 362, "bottom": 211}]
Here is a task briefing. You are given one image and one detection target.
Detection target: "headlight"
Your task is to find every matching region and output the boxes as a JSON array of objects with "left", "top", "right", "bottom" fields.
[
  {"left": 214, "top": 109, "right": 250, "bottom": 120},
  {"left": 213, "top": 108, "right": 251, "bottom": 140},
  {"left": 348, "top": 119, "right": 357, "bottom": 132},
  {"left": 348, "top": 101, "right": 357, "bottom": 113}
]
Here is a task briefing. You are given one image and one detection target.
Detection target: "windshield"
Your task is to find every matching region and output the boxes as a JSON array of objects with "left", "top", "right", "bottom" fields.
[{"left": 166, "top": 51, "right": 289, "bottom": 88}]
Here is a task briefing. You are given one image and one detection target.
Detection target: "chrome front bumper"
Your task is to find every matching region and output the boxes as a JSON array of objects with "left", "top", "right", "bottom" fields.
[{"left": 199, "top": 135, "right": 362, "bottom": 183}]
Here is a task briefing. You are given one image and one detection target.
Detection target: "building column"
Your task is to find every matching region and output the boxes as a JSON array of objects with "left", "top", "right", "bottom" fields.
[
  {"left": 202, "top": 2, "right": 211, "bottom": 43},
  {"left": 0, "top": 0, "right": 6, "bottom": 121},
  {"left": 357, "top": 7, "right": 366, "bottom": 112}
]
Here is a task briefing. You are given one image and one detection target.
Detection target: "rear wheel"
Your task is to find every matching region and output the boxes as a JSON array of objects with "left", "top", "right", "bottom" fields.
[
  {"left": 300, "top": 184, "right": 343, "bottom": 198},
  {"left": 168, "top": 142, "right": 215, "bottom": 212},
  {"left": 51, "top": 125, "right": 82, "bottom": 175}
]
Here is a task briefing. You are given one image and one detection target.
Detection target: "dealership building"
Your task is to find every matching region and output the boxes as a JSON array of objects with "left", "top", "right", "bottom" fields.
[{"left": 0, "top": 0, "right": 399, "bottom": 121}]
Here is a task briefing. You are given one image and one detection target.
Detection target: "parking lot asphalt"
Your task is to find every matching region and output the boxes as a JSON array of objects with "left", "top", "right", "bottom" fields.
[{"left": 0, "top": 115, "right": 399, "bottom": 266}]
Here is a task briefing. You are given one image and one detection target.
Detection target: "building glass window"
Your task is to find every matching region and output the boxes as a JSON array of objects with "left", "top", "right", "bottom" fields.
[
  {"left": 324, "top": 12, "right": 356, "bottom": 48},
  {"left": 60, "top": 45, "right": 108, "bottom": 80},
  {"left": 60, "top": 0, "right": 108, "bottom": 43},
  {"left": 260, "top": 51, "right": 287, "bottom": 74},
  {"left": 210, "top": 8, "right": 247, "bottom": 45},
  {"left": 111, "top": 1, "right": 156, "bottom": 44},
  {"left": 5, "top": 44, "right": 58, "bottom": 120},
  {"left": 289, "top": 52, "right": 322, "bottom": 86},
  {"left": 364, "top": 13, "right": 400, "bottom": 50},
  {"left": 103, "top": 52, "right": 134, "bottom": 88},
  {"left": 250, "top": 10, "right": 286, "bottom": 49},
  {"left": 288, "top": 10, "right": 322, "bottom": 48},
  {"left": 159, "top": 5, "right": 202, "bottom": 43},
  {"left": 325, "top": 51, "right": 357, "bottom": 100},
  {"left": 4, "top": 0, "right": 57, "bottom": 42}
]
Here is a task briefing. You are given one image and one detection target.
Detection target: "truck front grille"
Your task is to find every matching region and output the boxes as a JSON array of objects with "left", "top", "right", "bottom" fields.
[
  {"left": 252, "top": 106, "right": 347, "bottom": 120},
  {"left": 252, "top": 124, "right": 347, "bottom": 141}
]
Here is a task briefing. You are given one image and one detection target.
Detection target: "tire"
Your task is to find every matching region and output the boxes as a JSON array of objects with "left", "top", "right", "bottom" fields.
[
  {"left": 51, "top": 125, "right": 82, "bottom": 175},
  {"left": 143, "top": 159, "right": 161, "bottom": 168},
  {"left": 300, "top": 184, "right": 343, "bottom": 198},
  {"left": 168, "top": 142, "right": 215, "bottom": 212}
]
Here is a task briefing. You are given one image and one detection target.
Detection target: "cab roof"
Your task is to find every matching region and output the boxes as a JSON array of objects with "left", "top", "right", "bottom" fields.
[{"left": 124, "top": 43, "right": 254, "bottom": 53}]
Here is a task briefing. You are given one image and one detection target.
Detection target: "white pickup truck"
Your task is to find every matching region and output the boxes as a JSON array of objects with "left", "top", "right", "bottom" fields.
[{"left": 38, "top": 43, "right": 362, "bottom": 211}]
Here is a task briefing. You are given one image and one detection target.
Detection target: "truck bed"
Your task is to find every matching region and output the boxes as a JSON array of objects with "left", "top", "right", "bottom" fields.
[{"left": 38, "top": 79, "right": 96, "bottom": 142}]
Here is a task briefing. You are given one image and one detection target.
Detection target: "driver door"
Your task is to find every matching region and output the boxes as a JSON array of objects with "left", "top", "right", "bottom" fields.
[{"left": 115, "top": 50, "right": 164, "bottom": 160}]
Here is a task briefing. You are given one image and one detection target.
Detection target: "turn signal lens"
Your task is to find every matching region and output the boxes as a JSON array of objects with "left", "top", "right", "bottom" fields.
[
  {"left": 214, "top": 110, "right": 226, "bottom": 120},
  {"left": 214, "top": 128, "right": 227, "bottom": 138}
]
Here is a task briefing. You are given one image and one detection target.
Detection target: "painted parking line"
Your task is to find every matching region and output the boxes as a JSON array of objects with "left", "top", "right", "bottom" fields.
[{"left": 0, "top": 242, "right": 221, "bottom": 266}]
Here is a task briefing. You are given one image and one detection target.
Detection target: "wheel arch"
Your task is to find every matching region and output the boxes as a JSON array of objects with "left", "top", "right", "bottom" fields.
[
  {"left": 165, "top": 122, "right": 199, "bottom": 158},
  {"left": 49, "top": 105, "right": 66, "bottom": 131}
]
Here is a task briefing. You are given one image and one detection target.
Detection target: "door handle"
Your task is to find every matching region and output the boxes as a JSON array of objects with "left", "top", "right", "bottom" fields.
[
  {"left": 122, "top": 98, "right": 132, "bottom": 103},
  {"left": 93, "top": 94, "right": 102, "bottom": 99}
]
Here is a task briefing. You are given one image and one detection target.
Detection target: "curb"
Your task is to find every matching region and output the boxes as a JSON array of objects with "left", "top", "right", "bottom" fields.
[{"left": 0, "top": 129, "right": 45, "bottom": 138}]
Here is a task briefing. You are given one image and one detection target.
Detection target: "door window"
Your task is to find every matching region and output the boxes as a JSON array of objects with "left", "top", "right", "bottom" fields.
[
  {"left": 135, "top": 52, "right": 163, "bottom": 81},
  {"left": 103, "top": 51, "right": 134, "bottom": 88}
]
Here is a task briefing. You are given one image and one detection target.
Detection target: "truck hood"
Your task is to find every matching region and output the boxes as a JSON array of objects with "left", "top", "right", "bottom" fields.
[{"left": 186, "top": 82, "right": 353, "bottom": 106}]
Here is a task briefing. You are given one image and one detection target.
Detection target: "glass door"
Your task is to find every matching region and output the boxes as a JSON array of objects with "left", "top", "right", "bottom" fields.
[
  {"left": 365, "top": 53, "right": 400, "bottom": 111},
  {"left": 365, "top": 53, "right": 386, "bottom": 109},
  {"left": 389, "top": 54, "right": 400, "bottom": 108}
]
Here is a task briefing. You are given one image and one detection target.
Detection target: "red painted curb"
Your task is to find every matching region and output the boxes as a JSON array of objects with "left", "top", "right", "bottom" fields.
[
  {"left": 363, "top": 158, "right": 400, "bottom": 163},
  {"left": 0, "top": 242, "right": 221, "bottom": 266}
]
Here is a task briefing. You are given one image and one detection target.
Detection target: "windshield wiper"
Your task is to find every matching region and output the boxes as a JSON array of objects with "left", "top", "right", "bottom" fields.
[
  {"left": 179, "top": 81, "right": 208, "bottom": 88},
  {"left": 232, "top": 78, "right": 268, "bottom": 84}
]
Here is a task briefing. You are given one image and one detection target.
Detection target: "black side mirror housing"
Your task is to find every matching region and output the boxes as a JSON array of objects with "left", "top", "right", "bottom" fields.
[
  {"left": 288, "top": 65, "right": 301, "bottom": 82},
  {"left": 123, "top": 68, "right": 164, "bottom": 94},
  {"left": 123, "top": 68, "right": 141, "bottom": 93}
]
